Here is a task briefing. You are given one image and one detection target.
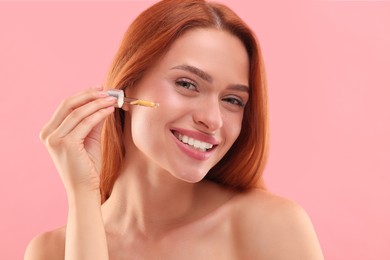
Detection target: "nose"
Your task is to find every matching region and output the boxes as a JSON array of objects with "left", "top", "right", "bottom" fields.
[{"left": 193, "top": 98, "right": 223, "bottom": 132}]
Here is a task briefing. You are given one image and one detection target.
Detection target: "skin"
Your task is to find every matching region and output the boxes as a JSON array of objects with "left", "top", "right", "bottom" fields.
[{"left": 25, "top": 29, "right": 324, "bottom": 260}]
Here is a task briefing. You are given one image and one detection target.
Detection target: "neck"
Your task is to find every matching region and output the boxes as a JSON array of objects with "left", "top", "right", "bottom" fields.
[{"left": 101, "top": 154, "right": 201, "bottom": 238}]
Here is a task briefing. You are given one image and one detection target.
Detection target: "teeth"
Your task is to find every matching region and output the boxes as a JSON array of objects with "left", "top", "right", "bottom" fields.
[
  {"left": 194, "top": 140, "right": 201, "bottom": 148},
  {"left": 177, "top": 133, "right": 213, "bottom": 152}
]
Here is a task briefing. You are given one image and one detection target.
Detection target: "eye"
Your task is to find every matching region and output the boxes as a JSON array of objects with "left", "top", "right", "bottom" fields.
[
  {"left": 175, "top": 78, "right": 198, "bottom": 92},
  {"left": 222, "top": 96, "right": 245, "bottom": 108}
]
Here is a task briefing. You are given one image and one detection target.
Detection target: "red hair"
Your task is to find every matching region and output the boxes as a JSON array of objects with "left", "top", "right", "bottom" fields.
[{"left": 101, "top": 0, "right": 269, "bottom": 202}]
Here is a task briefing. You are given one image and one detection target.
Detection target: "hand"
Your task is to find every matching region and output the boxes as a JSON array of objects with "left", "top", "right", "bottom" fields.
[{"left": 40, "top": 87, "right": 116, "bottom": 194}]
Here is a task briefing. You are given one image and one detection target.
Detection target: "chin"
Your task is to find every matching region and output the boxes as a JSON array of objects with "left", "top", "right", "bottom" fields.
[{"left": 173, "top": 170, "right": 208, "bottom": 184}]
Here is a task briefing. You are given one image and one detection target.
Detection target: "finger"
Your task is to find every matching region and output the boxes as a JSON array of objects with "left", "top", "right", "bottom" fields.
[
  {"left": 67, "top": 106, "right": 115, "bottom": 141},
  {"left": 50, "top": 89, "right": 108, "bottom": 132},
  {"left": 93, "top": 84, "right": 104, "bottom": 91},
  {"left": 53, "top": 96, "right": 116, "bottom": 139},
  {"left": 40, "top": 89, "right": 108, "bottom": 140}
]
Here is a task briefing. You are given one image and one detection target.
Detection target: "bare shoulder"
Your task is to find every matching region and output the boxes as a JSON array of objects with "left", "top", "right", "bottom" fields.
[
  {"left": 231, "top": 189, "right": 324, "bottom": 260},
  {"left": 24, "top": 227, "right": 65, "bottom": 260}
]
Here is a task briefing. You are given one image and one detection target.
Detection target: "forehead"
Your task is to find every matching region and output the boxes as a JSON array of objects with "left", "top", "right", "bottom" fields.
[{"left": 157, "top": 28, "right": 250, "bottom": 85}]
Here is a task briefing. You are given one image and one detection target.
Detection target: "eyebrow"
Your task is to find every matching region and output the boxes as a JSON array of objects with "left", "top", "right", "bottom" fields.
[
  {"left": 170, "top": 64, "right": 249, "bottom": 93},
  {"left": 227, "top": 84, "right": 249, "bottom": 93},
  {"left": 170, "top": 64, "right": 213, "bottom": 83}
]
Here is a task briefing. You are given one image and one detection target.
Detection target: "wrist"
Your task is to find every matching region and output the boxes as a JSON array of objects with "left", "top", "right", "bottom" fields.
[
  {"left": 66, "top": 187, "right": 102, "bottom": 207},
  {"left": 64, "top": 174, "right": 101, "bottom": 199}
]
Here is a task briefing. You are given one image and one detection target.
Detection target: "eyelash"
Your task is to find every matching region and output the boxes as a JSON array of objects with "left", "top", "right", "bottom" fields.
[
  {"left": 174, "top": 78, "right": 246, "bottom": 108},
  {"left": 222, "top": 96, "right": 245, "bottom": 107},
  {"left": 175, "top": 78, "right": 198, "bottom": 91}
]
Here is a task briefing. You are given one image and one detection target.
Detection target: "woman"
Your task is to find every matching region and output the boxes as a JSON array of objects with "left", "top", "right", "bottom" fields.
[{"left": 25, "top": 0, "right": 323, "bottom": 259}]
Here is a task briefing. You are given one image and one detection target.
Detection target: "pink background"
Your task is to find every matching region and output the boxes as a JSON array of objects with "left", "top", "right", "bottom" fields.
[{"left": 1, "top": 1, "right": 389, "bottom": 259}]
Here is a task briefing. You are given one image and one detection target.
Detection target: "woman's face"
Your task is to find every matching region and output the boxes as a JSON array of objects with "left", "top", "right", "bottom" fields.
[{"left": 125, "top": 28, "right": 249, "bottom": 183}]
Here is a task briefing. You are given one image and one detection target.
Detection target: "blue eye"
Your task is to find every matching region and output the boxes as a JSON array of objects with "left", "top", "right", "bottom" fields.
[
  {"left": 175, "top": 79, "right": 198, "bottom": 91},
  {"left": 223, "top": 97, "right": 245, "bottom": 107}
]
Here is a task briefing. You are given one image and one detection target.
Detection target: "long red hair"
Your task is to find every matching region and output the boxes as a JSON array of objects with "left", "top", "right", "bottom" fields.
[{"left": 101, "top": 0, "right": 269, "bottom": 202}]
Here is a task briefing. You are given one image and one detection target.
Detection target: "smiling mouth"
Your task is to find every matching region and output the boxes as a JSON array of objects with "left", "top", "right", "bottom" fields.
[{"left": 172, "top": 131, "right": 214, "bottom": 152}]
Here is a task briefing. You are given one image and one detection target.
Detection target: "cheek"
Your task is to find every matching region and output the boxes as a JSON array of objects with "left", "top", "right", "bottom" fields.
[
  {"left": 129, "top": 98, "right": 180, "bottom": 156},
  {"left": 130, "top": 110, "right": 160, "bottom": 153},
  {"left": 223, "top": 114, "right": 243, "bottom": 146}
]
